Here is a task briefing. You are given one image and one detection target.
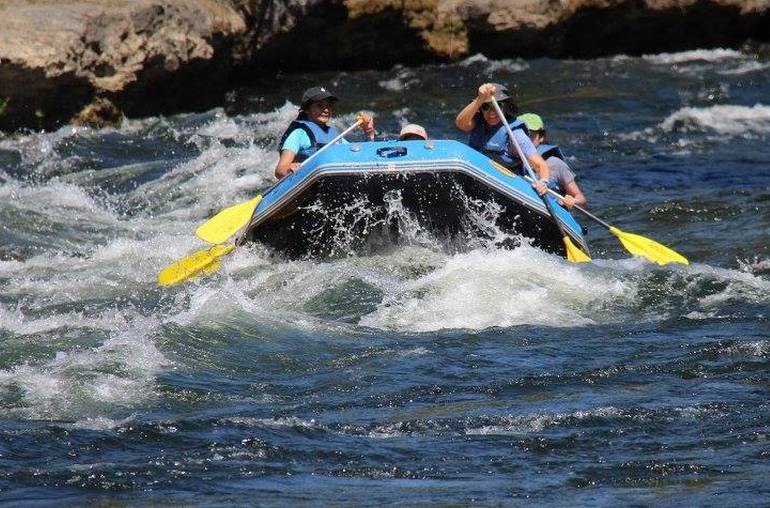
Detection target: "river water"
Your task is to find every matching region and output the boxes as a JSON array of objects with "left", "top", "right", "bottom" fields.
[{"left": 1, "top": 47, "right": 770, "bottom": 506}]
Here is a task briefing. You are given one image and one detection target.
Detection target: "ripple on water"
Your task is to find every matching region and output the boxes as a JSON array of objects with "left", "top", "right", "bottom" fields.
[{"left": 1, "top": 48, "right": 770, "bottom": 506}]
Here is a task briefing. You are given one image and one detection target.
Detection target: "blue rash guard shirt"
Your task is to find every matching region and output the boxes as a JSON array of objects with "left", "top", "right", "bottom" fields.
[{"left": 511, "top": 128, "right": 537, "bottom": 159}]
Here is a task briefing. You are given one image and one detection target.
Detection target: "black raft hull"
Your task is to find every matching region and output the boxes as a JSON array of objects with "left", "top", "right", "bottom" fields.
[{"left": 240, "top": 140, "right": 588, "bottom": 259}]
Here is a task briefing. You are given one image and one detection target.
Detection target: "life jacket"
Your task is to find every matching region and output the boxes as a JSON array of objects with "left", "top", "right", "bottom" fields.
[
  {"left": 277, "top": 119, "right": 340, "bottom": 162},
  {"left": 468, "top": 113, "right": 529, "bottom": 170},
  {"left": 537, "top": 143, "right": 567, "bottom": 161}
]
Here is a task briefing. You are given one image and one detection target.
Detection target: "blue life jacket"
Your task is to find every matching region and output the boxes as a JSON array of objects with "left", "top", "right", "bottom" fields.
[
  {"left": 468, "top": 113, "right": 529, "bottom": 170},
  {"left": 537, "top": 143, "right": 567, "bottom": 161},
  {"left": 278, "top": 119, "right": 340, "bottom": 162}
]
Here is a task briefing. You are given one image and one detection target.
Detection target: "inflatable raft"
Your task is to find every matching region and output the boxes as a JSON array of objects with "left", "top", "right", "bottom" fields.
[{"left": 239, "top": 140, "right": 588, "bottom": 258}]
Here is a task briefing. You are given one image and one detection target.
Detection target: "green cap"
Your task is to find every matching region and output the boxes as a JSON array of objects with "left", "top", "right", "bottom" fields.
[{"left": 518, "top": 113, "right": 544, "bottom": 131}]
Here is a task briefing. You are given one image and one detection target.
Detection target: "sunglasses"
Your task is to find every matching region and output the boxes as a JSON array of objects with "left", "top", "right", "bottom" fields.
[{"left": 481, "top": 99, "right": 510, "bottom": 112}]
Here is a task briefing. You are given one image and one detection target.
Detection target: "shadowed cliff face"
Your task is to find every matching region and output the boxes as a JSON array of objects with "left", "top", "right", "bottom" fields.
[
  {"left": 466, "top": 1, "right": 770, "bottom": 59},
  {"left": 0, "top": 0, "right": 768, "bottom": 132},
  {"left": 235, "top": 3, "right": 438, "bottom": 74},
  {"left": 0, "top": 64, "right": 93, "bottom": 132}
]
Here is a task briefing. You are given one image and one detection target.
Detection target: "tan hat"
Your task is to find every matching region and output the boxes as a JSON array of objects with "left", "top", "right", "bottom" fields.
[{"left": 398, "top": 123, "right": 428, "bottom": 140}]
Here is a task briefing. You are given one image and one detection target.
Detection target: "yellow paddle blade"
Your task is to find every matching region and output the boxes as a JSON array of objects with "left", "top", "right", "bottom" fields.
[
  {"left": 609, "top": 226, "right": 689, "bottom": 266},
  {"left": 158, "top": 244, "right": 235, "bottom": 286},
  {"left": 195, "top": 195, "right": 262, "bottom": 244},
  {"left": 563, "top": 236, "right": 591, "bottom": 263}
]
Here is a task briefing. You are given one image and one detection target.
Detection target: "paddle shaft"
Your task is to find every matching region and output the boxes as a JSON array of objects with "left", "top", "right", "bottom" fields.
[
  {"left": 292, "top": 117, "right": 363, "bottom": 173},
  {"left": 489, "top": 100, "right": 634, "bottom": 234},
  {"left": 240, "top": 118, "right": 364, "bottom": 224},
  {"left": 490, "top": 97, "right": 573, "bottom": 239},
  {"left": 490, "top": 98, "right": 538, "bottom": 182},
  {"left": 522, "top": 175, "right": 688, "bottom": 265},
  {"left": 490, "top": 106, "right": 684, "bottom": 265},
  {"left": 234, "top": 117, "right": 365, "bottom": 244},
  {"left": 271, "top": 116, "right": 363, "bottom": 192},
  {"left": 521, "top": 174, "right": 613, "bottom": 230},
  {"left": 259, "top": 118, "right": 364, "bottom": 199},
  {"left": 491, "top": 97, "right": 602, "bottom": 233}
]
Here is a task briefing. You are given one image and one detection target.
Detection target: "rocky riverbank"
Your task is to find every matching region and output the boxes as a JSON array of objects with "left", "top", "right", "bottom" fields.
[{"left": 1, "top": 0, "right": 768, "bottom": 131}]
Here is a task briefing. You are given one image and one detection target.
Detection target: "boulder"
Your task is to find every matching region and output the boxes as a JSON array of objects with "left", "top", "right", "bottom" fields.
[
  {"left": 0, "top": 0, "right": 245, "bottom": 131},
  {"left": 0, "top": 0, "right": 768, "bottom": 132}
]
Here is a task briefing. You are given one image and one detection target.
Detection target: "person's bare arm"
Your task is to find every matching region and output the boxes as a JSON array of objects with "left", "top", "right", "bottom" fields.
[
  {"left": 560, "top": 180, "right": 587, "bottom": 208},
  {"left": 455, "top": 83, "right": 496, "bottom": 131},
  {"left": 455, "top": 99, "right": 483, "bottom": 132},
  {"left": 358, "top": 112, "right": 375, "bottom": 140},
  {"left": 275, "top": 150, "right": 300, "bottom": 179},
  {"left": 527, "top": 152, "right": 550, "bottom": 181},
  {"left": 526, "top": 152, "right": 551, "bottom": 195}
]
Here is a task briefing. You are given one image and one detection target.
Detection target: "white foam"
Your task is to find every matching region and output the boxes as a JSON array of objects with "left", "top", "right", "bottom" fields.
[
  {"left": 688, "top": 262, "right": 770, "bottom": 307},
  {"left": 72, "top": 415, "right": 134, "bottom": 430},
  {"left": 0, "top": 180, "right": 115, "bottom": 222},
  {"left": 0, "top": 315, "right": 169, "bottom": 420},
  {"left": 660, "top": 103, "right": 770, "bottom": 136},
  {"left": 684, "top": 310, "right": 725, "bottom": 320},
  {"left": 0, "top": 234, "right": 203, "bottom": 308},
  {"left": 738, "top": 256, "right": 770, "bottom": 274},
  {"left": 360, "top": 245, "right": 633, "bottom": 332},
  {"left": 0, "top": 259, "right": 25, "bottom": 275},
  {"left": 379, "top": 66, "right": 419, "bottom": 91},
  {"left": 135, "top": 142, "right": 275, "bottom": 220},
  {"left": 166, "top": 239, "right": 767, "bottom": 336},
  {"left": 0, "top": 125, "right": 84, "bottom": 168},
  {"left": 675, "top": 405, "right": 728, "bottom": 420},
  {"left": 0, "top": 303, "right": 123, "bottom": 335},
  {"left": 363, "top": 423, "right": 407, "bottom": 439},
  {"left": 195, "top": 110, "right": 246, "bottom": 140},
  {"left": 167, "top": 245, "right": 444, "bottom": 335},
  {"left": 458, "top": 53, "right": 529, "bottom": 72},
  {"left": 168, "top": 283, "right": 248, "bottom": 326},
  {"left": 459, "top": 53, "right": 492, "bottom": 66},
  {"left": 399, "top": 347, "right": 431, "bottom": 357},
  {"left": 467, "top": 406, "right": 624, "bottom": 435},
  {"left": 117, "top": 102, "right": 304, "bottom": 223},
  {"left": 722, "top": 340, "right": 770, "bottom": 357},
  {"left": 643, "top": 48, "right": 744, "bottom": 65},
  {"left": 228, "top": 101, "right": 302, "bottom": 143},
  {"left": 225, "top": 416, "right": 319, "bottom": 429},
  {"left": 640, "top": 48, "right": 769, "bottom": 77},
  {"left": 717, "top": 60, "right": 770, "bottom": 76}
]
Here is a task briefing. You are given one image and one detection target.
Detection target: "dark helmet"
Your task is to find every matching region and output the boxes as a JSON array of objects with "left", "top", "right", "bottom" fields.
[
  {"left": 488, "top": 83, "right": 511, "bottom": 103},
  {"left": 486, "top": 83, "right": 519, "bottom": 117}
]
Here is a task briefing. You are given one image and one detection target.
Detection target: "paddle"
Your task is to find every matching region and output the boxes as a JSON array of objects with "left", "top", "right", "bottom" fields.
[
  {"left": 521, "top": 175, "right": 689, "bottom": 265},
  {"left": 490, "top": 97, "right": 591, "bottom": 263},
  {"left": 195, "top": 116, "right": 364, "bottom": 245},
  {"left": 158, "top": 117, "right": 365, "bottom": 287},
  {"left": 158, "top": 244, "right": 235, "bottom": 286}
]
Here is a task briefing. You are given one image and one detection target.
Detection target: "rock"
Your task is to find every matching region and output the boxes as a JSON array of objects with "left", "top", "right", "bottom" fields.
[
  {"left": 71, "top": 97, "right": 124, "bottom": 129},
  {"left": 342, "top": 0, "right": 770, "bottom": 59},
  {"left": 0, "top": 0, "right": 768, "bottom": 132},
  {"left": 244, "top": 0, "right": 770, "bottom": 71},
  {"left": 0, "top": 0, "right": 245, "bottom": 131}
]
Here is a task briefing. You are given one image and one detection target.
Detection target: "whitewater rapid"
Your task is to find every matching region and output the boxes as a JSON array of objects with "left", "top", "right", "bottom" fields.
[{"left": 0, "top": 46, "right": 770, "bottom": 452}]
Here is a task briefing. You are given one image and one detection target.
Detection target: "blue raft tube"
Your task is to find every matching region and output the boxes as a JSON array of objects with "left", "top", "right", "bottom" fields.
[{"left": 238, "top": 140, "right": 588, "bottom": 259}]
